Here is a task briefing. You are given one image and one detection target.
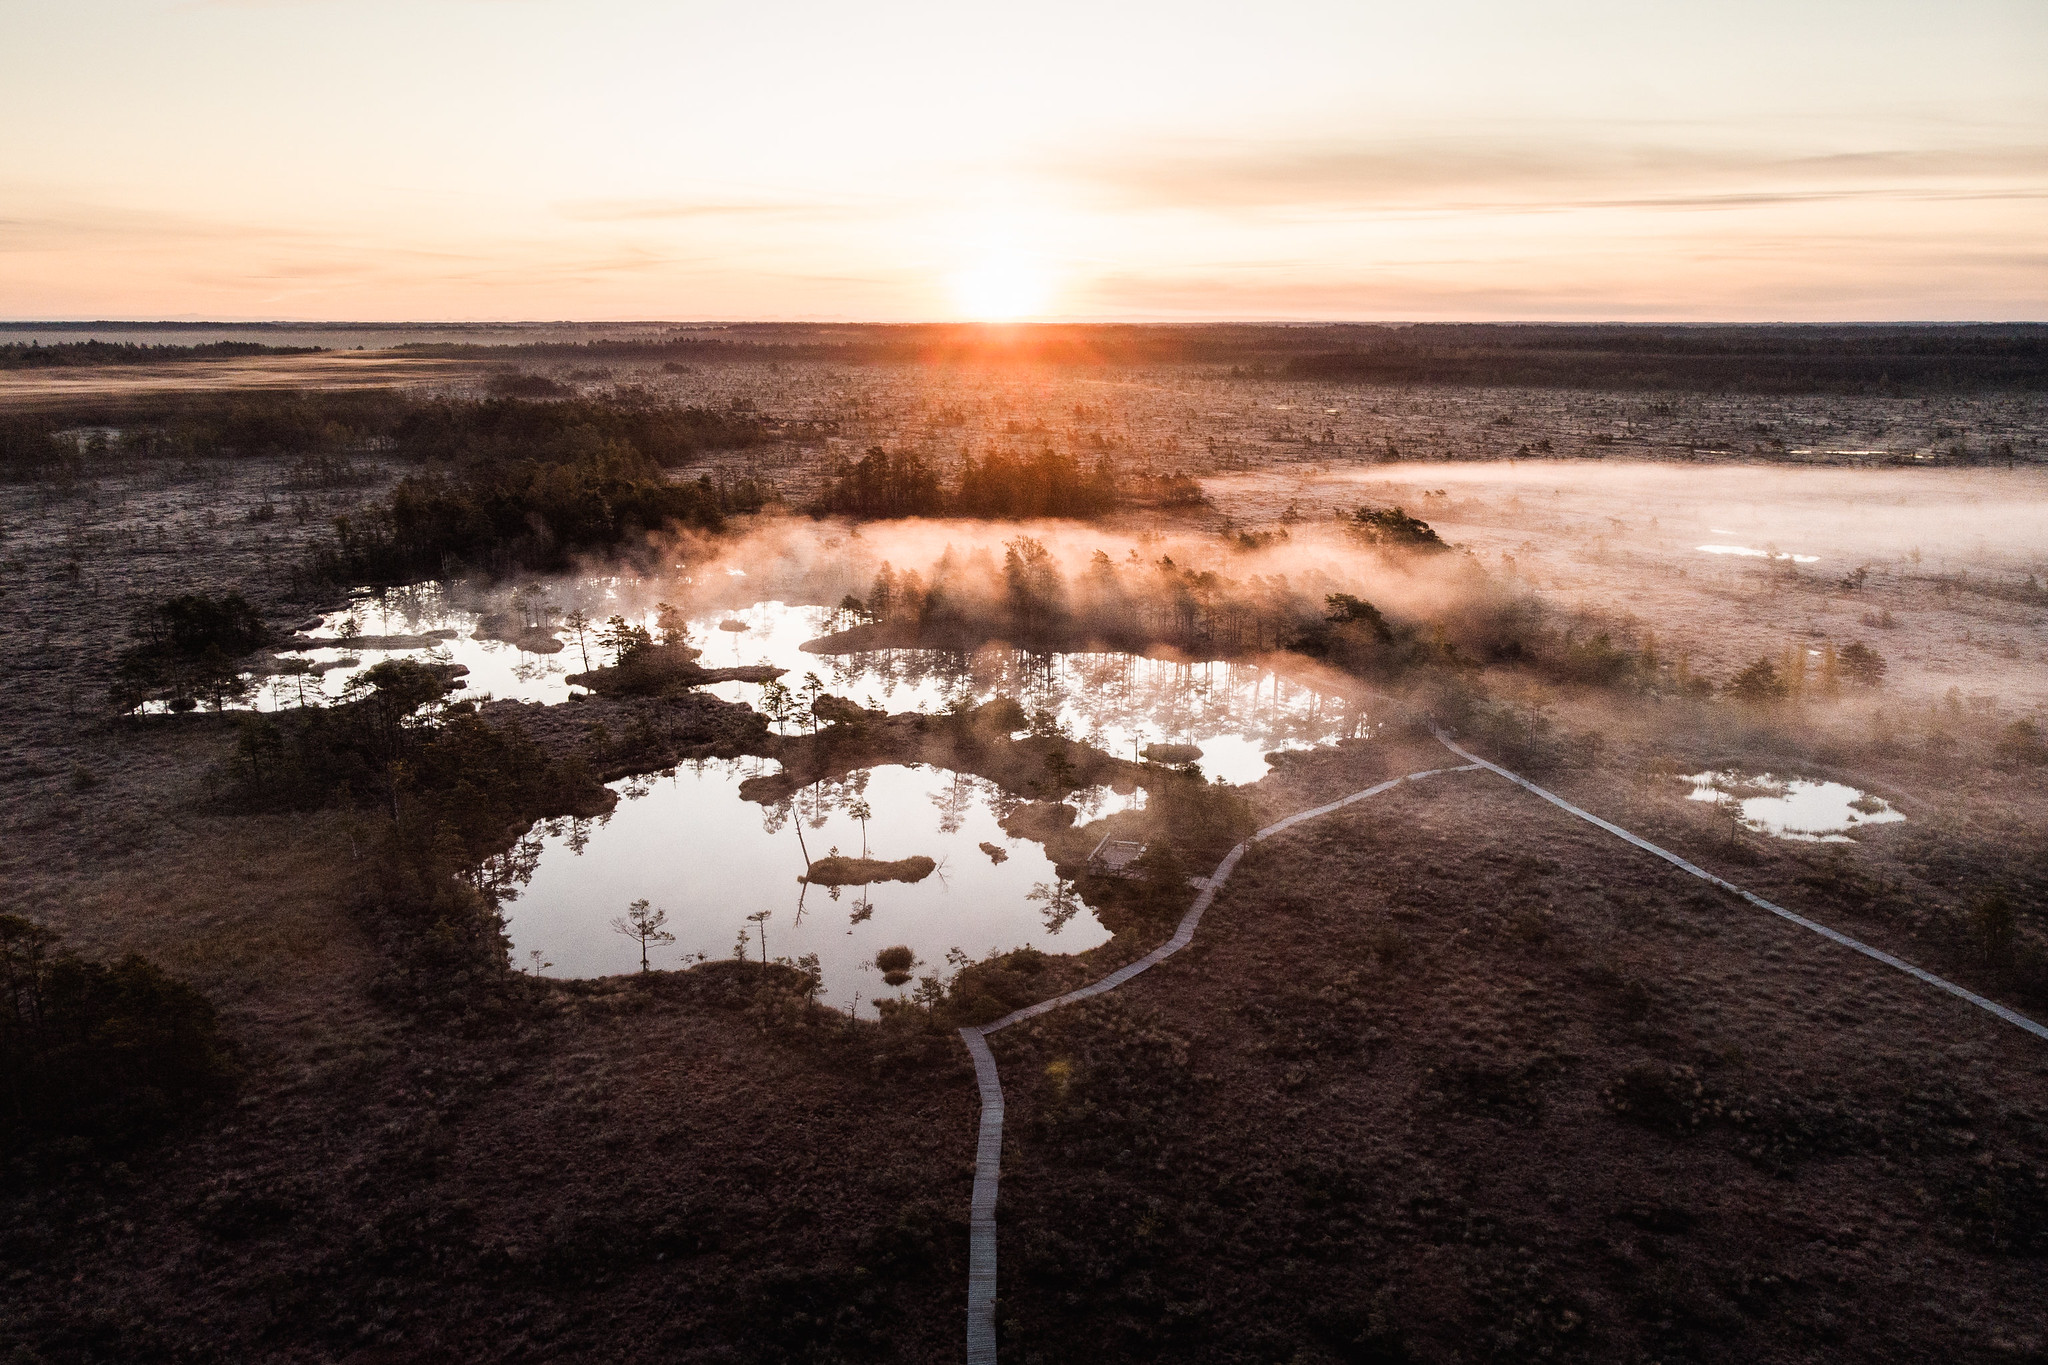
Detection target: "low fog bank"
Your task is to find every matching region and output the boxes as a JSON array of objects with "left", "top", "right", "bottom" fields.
[
  {"left": 1241, "top": 460, "right": 2048, "bottom": 568},
  {"left": 1203, "top": 461, "right": 2048, "bottom": 713},
  {"left": 652, "top": 515, "right": 1489, "bottom": 632}
]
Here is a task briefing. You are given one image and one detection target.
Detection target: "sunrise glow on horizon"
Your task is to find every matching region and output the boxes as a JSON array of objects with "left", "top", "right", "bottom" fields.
[{"left": 2, "top": 0, "right": 2044, "bottom": 322}]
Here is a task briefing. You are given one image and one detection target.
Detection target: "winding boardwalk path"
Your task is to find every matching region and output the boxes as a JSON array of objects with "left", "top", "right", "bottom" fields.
[
  {"left": 956, "top": 735, "right": 2048, "bottom": 1363},
  {"left": 958, "top": 763, "right": 1480, "bottom": 1364}
]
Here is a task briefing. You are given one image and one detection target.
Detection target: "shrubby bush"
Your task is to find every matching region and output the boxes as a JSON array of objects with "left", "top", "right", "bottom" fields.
[
  {"left": 817, "top": 444, "right": 1122, "bottom": 520},
  {"left": 109, "top": 591, "right": 269, "bottom": 713},
  {"left": 307, "top": 443, "right": 753, "bottom": 582},
  {"left": 1347, "top": 504, "right": 1452, "bottom": 553},
  {"left": 0, "top": 916, "right": 233, "bottom": 1161}
]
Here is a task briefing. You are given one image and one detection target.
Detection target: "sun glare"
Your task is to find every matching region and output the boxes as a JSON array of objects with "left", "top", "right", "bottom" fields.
[{"left": 951, "top": 244, "right": 1052, "bottom": 321}]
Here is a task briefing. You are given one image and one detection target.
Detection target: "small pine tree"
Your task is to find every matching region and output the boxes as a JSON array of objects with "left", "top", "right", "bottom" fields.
[
  {"left": 564, "top": 610, "right": 593, "bottom": 669},
  {"left": 1840, "top": 641, "right": 1887, "bottom": 688},
  {"left": 600, "top": 614, "right": 653, "bottom": 665},
  {"left": 610, "top": 898, "right": 674, "bottom": 971},
  {"left": 654, "top": 601, "right": 688, "bottom": 646},
  {"left": 867, "top": 565, "right": 897, "bottom": 623}
]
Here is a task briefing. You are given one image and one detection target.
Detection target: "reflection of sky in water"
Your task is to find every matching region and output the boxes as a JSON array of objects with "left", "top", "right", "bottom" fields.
[
  {"left": 494, "top": 760, "right": 1116, "bottom": 1013},
  {"left": 247, "top": 585, "right": 1368, "bottom": 786},
  {"left": 276, "top": 583, "right": 585, "bottom": 706},
  {"left": 696, "top": 603, "right": 1372, "bottom": 785},
  {"left": 1684, "top": 770, "right": 1905, "bottom": 843}
]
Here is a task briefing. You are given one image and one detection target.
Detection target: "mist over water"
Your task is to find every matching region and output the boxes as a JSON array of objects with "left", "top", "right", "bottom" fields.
[{"left": 269, "top": 582, "right": 1376, "bottom": 784}]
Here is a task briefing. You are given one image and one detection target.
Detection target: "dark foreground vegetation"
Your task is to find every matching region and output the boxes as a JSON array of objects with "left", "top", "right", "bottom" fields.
[
  {"left": 1, "top": 916, "right": 233, "bottom": 1176},
  {"left": 6, "top": 720, "right": 2043, "bottom": 1362},
  {"left": 988, "top": 749, "right": 2048, "bottom": 1362}
]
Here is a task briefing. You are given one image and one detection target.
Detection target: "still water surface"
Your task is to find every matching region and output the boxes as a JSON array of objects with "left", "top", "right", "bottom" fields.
[
  {"left": 275, "top": 586, "right": 1370, "bottom": 786},
  {"left": 1684, "top": 770, "right": 1905, "bottom": 842},
  {"left": 494, "top": 760, "right": 1118, "bottom": 1013},
  {"left": 258, "top": 583, "right": 1374, "bottom": 996}
]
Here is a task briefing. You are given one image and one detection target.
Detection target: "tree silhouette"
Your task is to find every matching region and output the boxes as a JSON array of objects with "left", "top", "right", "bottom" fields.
[
  {"left": 1724, "top": 657, "right": 1787, "bottom": 702},
  {"left": 601, "top": 614, "right": 653, "bottom": 665},
  {"left": 1839, "top": 641, "right": 1888, "bottom": 688},
  {"left": 564, "top": 610, "right": 593, "bottom": 670},
  {"left": 610, "top": 898, "right": 674, "bottom": 971},
  {"left": 759, "top": 678, "right": 795, "bottom": 734},
  {"left": 848, "top": 797, "right": 873, "bottom": 858},
  {"left": 800, "top": 672, "right": 826, "bottom": 732},
  {"left": 654, "top": 600, "right": 688, "bottom": 646}
]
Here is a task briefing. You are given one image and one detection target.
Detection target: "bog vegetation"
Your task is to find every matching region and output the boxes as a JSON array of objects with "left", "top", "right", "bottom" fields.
[
  {"left": 110, "top": 591, "right": 270, "bottom": 713},
  {"left": 219, "top": 660, "right": 613, "bottom": 1011}
]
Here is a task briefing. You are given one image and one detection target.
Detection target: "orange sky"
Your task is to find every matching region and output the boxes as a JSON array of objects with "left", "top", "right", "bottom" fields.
[{"left": 3, "top": 0, "right": 2044, "bottom": 321}]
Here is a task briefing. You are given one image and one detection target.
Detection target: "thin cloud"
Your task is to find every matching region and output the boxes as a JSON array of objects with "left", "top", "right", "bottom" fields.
[
  {"left": 0, "top": 201, "right": 327, "bottom": 251},
  {"left": 555, "top": 198, "right": 860, "bottom": 223},
  {"left": 1044, "top": 137, "right": 2048, "bottom": 216}
]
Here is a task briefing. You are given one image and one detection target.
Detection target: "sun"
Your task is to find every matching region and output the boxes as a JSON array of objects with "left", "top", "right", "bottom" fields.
[{"left": 951, "top": 242, "right": 1052, "bottom": 321}]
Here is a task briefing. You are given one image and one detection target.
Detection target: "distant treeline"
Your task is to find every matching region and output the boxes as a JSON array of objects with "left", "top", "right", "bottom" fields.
[
  {"left": 0, "top": 339, "right": 324, "bottom": 369},
  {"left": 386, "top": 321, "right": 2048, "bottom": 392},
  {"left": 387, "top": 324, "right": 1252, "bottom": 367},
  {"left": 1281, "top": 324, "right": 2048, "bottom": 394},
  {"left": 7, "top": 321, "right": 2040, "bottom": 390}
]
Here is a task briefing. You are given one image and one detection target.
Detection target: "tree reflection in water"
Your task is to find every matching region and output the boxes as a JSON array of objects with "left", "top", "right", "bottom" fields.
[
  {"left": 1028, "top": 877, "right": 1084, "bottom": 934},
  {"left": 801, "top": 636, "right": 1372, "bottom": 784}
]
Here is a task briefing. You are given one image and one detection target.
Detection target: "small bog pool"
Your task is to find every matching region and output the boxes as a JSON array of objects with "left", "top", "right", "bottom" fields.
[
  {"left": 491, "top": 760, "right": 1122, "bottom": 1014},
  {"left": 1684, "top": 770, "right": 1905, "bottom": 842}
]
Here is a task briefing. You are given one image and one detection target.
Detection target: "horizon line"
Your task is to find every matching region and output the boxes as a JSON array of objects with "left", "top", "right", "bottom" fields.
[{"left": 4, "top": 317, "right": 2045, "bottom": 329}]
